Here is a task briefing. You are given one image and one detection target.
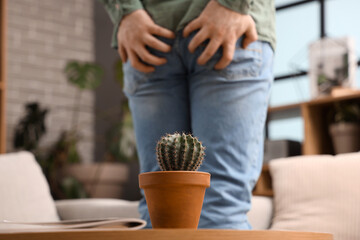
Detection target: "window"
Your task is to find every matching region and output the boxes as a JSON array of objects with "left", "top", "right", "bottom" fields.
[{"left": 269, "top": 0, "right": 360, "bottom": 141}]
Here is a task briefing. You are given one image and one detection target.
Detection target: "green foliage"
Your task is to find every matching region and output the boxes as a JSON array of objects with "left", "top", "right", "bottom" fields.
[
  {"left": 115, "top": 60, "right": 124, "bottom": 88},
  {"left": 317, "top": 74, "right": 327, "bottom": 85},
  {"left": 60, "top": 176, "right": 88, "bottom": 199},
  {"left": 13, "top": 102, "right": 48, "bottom": 151},
  {"left": 61, "top": 60, "right": 103, "bottom": 164},
  {"left": 333, "top": 102, "right": 360, "bottom": 123},
  {"left": 64, "top": 61, "right": 104, "bottom": 90},
  {"left": 106, "top": 110, "right": 138, "bottom": 163},
  {"left": 44, "top": 131, "right": 83, "bottom": 199},
  {"left": 105, "top": 60, "right": 138, "bottom": 163},
  {"left": 47, "top": 131, "right": 81, "bottom": 165},
  {"left": 156, "top": 133, "right": 205, "bottom": 171}
]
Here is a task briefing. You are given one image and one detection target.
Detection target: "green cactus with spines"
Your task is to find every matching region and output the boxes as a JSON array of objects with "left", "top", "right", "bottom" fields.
[{"left": 156, "top": 133, "right": 205, "bottom": 171}]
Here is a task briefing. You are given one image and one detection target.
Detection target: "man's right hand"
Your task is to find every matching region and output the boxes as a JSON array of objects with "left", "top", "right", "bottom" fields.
[{"left": 117, "top": 9, "right": 175, "bottom": 73}]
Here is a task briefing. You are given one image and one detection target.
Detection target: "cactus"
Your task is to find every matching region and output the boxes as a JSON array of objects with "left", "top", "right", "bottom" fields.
[{"left": 156, "top": 133, "right": 205, "bottom": 171}]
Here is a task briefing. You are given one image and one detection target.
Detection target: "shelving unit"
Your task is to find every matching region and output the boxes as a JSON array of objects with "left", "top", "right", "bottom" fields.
[
  {"left": 253, "top": 90, "right": 360, "bottom": 196},
  {"left": 253, "top": 165, "right": 272, "bottom": 197},
  {"left": 268, "top": 90, "right": 360, "bottom": 155},
  {"left": 0, "top": 0, "right": 7, "bottom": 153}
]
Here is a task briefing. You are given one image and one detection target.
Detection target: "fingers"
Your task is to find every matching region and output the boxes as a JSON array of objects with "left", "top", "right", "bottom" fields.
[
  {"left": 215, "top": 41, "right": 236, "bottom": 70},
  {"left": 118, "top": 10, "right": 172, "bottom": 73},
  {"left": 183, "top": 18, "right": 202, "bottom": 37},
  {"left": 197, "top": 38, "right": 222, "bottom": 65},
  {"left": 124, "top": 26, "right": 172, "bottom": 71},
  {"left": 128, "top": 50, "right": 155, "bottom": 73},
  {"left": 150, "top": 25, "right": 175, "bottom": 39},
  {"left": 118, "top": 45, "right": 127, "bottom": 62},
  {"left": 136, "top": 48, "right": 167, "bottom": 66},
  {"left": 144, "top": 35, "right": 172, "bottom": 53},
  {"left": 242, "top": 21, "right": 258, "bottom": 49},
  {"left": 188, "top": 28, "right": 208, "bottom": 53}
]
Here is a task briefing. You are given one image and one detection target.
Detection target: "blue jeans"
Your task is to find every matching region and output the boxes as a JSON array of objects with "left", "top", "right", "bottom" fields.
[{"left": 123, "top": 31, "right": 274, "bottom": 229}]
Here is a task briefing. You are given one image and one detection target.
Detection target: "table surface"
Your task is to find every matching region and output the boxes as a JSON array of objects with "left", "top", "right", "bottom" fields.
[{"left": 0, "top": 229, "right": 333, "bottom": 240}]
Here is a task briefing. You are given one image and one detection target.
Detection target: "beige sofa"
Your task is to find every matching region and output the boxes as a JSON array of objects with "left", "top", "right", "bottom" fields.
[
  {"left": 0, "top": 151, "right": 272, "bottom": 230},
  {"left": 1, "top": 151, "right": 359, "bottom": 240}
]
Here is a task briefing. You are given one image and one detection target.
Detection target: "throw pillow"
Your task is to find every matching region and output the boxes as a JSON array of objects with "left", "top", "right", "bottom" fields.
[{"left": 269, "top": 153, "right": 360, "bottom": 240}]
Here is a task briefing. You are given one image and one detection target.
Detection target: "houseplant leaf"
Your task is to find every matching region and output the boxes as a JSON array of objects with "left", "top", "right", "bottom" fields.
[{"left": 65, "top": 61, "right": 104, "bottom": 90}]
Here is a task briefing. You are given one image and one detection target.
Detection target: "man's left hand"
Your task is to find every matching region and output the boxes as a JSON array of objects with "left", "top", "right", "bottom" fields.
[{"left": 183, "top": 0, "right": 258, "bottom": 70}]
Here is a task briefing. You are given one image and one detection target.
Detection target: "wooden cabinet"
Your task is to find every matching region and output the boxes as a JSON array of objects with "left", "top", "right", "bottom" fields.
[{"left": 0, "top": 0, "right": 7, "bottom": 153}]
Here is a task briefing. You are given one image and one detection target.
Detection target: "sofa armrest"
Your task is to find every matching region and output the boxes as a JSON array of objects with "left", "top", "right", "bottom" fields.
[
  {"left": 247, "top": 196, "right": 273, "bottom": 230},
  {"left": 55, "top": 199, "right": 140, "bottom": 221}
]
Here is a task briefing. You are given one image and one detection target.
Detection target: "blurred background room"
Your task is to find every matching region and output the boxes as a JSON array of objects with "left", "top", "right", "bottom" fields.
[
  {"left": 1, "top": 1, "right": 360, "bottom": 238},
  {"left": 1, "top": 0, "right": 360, "bottom": 201}
]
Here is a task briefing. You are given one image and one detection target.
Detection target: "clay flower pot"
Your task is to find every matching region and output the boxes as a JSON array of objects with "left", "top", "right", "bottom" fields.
[
  {"left": 329, "top": 122, "right": 360, "bottom": 154},
  {"left": 139, "top": 171, "right": 210, "bottom": 228}
]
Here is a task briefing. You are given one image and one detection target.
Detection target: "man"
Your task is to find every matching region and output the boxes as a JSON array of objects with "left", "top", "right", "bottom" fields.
[{"left": 100, "top": 0, "right": 275, "bottom": 229}]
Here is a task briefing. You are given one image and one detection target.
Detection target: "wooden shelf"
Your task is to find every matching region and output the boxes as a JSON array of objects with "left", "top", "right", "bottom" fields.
[
  {"left": 268, "top": 102, "right": 301, "bottom": 113},
  {"left": 268, "top": 90, "right": 360, "bottom": 112},
  {"left": 268, "top": 92, "right": 360, "bottom": 153},
  {"left": 253, "top": 165, "right": 273, "bottom": 197},
  {"left": 306, "top": 90, "right": 360, "bottom": 106}
]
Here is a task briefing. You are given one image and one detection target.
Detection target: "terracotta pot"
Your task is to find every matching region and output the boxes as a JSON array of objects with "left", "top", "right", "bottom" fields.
[
  {"left": 139, "top": 171, "right": 210, "bottom": 228},
  {"left": 329, "top": 123, "right": 360, "bottom": 154}
]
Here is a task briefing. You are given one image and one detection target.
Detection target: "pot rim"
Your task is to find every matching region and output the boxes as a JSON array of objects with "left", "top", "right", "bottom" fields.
[
  {"left": 139, "top": 171, "right": 210, "bottom": 188},
  {"left": 330, "top": 122, "right": 360, "bottom": 127},
  {"left": 330, "top": 122, "right": 360, "bottom": 134},
  {"left": 140, "top": 170, "right": 210, "bottom": 175}
]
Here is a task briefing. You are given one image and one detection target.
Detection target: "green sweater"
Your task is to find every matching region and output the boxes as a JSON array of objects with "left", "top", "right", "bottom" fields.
[{"left": 100, "top": 0, "right": 276, "bottom": 50}]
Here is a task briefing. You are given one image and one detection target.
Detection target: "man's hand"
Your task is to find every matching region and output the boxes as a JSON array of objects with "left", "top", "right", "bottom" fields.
[
  {"left": 117, "top": 10, "right": 175, "bottom": 73},
  {"left": 183, "top": 0, "right": 258, "bottom": 70}
]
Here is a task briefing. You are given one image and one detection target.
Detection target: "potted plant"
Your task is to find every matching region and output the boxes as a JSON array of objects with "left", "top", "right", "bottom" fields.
[
  {"left": 329, "top": 102, "right": 360, "bottom": 154},
  {"left": 139, "top": 133, "right": 210, "bottom": 228},
  {"left": 60, "top": 60, "right": 139, "bottom": 199}
]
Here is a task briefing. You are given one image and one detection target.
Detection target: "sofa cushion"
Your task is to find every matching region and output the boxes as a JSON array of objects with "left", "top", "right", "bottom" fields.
[
  {"left": 55, "top": 199, "right": 140, "bottom": 220},
  {"left": 0, "top": 152, "right": 59, "bottom": 222},
  {"left": 269, "top": 153, "right": 360, "bottom": 240},
  {"left": 248, "top": 196, "right": 273, "bottom": 230}
]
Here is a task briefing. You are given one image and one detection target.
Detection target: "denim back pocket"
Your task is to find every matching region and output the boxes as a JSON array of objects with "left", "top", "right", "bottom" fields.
[
  {"left": 122, "top": 61, "right": 152, "bottom": 96},
  {"left": 220, "top": 39, "right": 263, "bottom": 81}
]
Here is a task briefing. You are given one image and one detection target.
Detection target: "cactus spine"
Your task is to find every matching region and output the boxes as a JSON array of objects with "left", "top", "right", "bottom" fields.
[{"left": 156, "top": 133, "right": 205, "bottom": 171}]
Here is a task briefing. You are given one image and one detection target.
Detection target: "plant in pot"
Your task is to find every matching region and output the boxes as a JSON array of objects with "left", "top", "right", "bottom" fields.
[
  {"left": 11, "top": 102, "right": 87, "bottom": 199},
  {"left": 86, "top": 60, "right": 139, "bottom": 199},
  {"left": 329, "top": 102, "right": 360, "bottom": 154},
  {"left": 139, "top": 133, "right": 210, "bottom": 229},
  {"left": 52, "top": 60, "right": 103, "bottom": 199},
  {"left": 60, "top": 60, "right": 139, "bottom": 199},
  {"left": 95, "top": 60, "right": 140, "bottom": 200}
]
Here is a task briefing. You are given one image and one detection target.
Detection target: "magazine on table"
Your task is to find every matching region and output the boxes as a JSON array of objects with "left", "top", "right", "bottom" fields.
[{"left": 0, "top": 218, "right": 146, "bottom": 232}]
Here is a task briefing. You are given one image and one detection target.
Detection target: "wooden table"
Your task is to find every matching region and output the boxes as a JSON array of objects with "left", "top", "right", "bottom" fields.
[{"left": 0, "top": 229, "right": 333, "bottom": 240}]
